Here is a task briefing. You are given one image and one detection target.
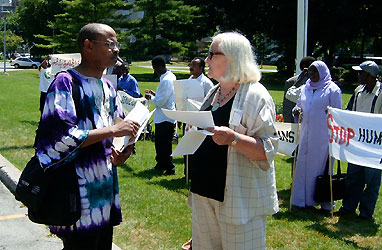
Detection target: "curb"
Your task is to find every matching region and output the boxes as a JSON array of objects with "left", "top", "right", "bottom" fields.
[{"left": 0, "top": 154, "right": 122, "bottom": 250}]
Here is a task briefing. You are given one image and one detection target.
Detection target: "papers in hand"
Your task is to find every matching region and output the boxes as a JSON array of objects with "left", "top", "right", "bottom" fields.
[
  {"left": 171, "top": 130, "right": 213, "bottom": 156},
  {"left": 113, "top": 102, "right": 154, "bottom": 151},
  {"left": 162, "top": 109, "right": 214, "bottom": 129},
  {"left": 162, "top": 108, "right": 216, "bottom": 156}
]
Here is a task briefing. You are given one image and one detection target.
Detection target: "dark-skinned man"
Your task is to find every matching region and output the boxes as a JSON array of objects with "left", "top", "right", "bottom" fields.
[
  {"left": 336, "top": 60, "right": 382, "bottom": 220},
  {"left": 35, "top": 23, "right": 140, "bottom": 249},
  {"left": 145, "top": 56, "right": 177, "bottom": 175}
]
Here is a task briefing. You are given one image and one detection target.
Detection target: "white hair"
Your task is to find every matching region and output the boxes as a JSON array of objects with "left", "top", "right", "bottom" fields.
[{"left": 213, "top": 32, "right": 261, "bottom": 84}]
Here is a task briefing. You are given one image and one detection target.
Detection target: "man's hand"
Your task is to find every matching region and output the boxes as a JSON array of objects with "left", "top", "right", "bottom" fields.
[
  {"left": 113, "top": 120, "right": 140, "bottom": 139},
  {"left": 144, "top": 89, "right": 155, "bottom": 96},
  {"left": 111, "top": 144, "right": 134, "bottom": 165}
]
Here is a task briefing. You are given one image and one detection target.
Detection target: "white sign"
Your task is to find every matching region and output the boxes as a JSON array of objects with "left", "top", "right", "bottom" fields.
[
  {"left": 275, "top": 122, "right": 300, "bottom": 156},
  {"left": 117, "top": 90, "right": 148, "bottom": 115},
  {"left": 173, "top": 79, "right": 205, "bottom": 111},
  {"left": 50, "top": 53, "right": 81, "bottom": 75},
  {"left": 327, "top": 107, "right": 382, "bottom": 170}
]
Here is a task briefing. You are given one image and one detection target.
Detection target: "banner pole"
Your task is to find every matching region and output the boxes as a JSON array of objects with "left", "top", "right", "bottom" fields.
[
  {"left": 289, "top": 113, "right": 301, "bottom": 211},
  {"left": 329, "top": 154, "right": 334, "bottom": 217}
]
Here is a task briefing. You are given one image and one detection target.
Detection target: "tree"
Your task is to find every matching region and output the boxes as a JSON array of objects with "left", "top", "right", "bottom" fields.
[
  {"left": 14, "top": 0, "right": 63, "bottom": 56},
  {"left": 130, "top": 0, "right": 206, "bottom": 60},
  {"left": 34, "top": 0, "right": 133, "bottom": 53}
]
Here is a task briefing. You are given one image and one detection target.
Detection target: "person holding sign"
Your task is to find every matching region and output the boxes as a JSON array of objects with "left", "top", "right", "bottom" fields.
[
  {"left": 291, "top": 61, "right": 342, "bottom": 211},
  {"left": 337, "top": 61, "right": 382, "bottom": 220},
  {"left": 35, "top": 23, "right": 139, "bottom": 249},
  {"left": 187, "top": 32, "right": 279, "bottom": 250}
]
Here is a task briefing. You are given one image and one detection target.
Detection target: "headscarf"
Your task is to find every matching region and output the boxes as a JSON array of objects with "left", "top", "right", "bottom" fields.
[{"left": 306, "top": 60, "right": 333, "bottom": 90}]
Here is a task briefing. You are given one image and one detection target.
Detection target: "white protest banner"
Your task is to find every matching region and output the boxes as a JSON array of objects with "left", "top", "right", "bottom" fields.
[
  {"left": 117, "top": 90, "right": 148, "bottom": 115},
  {"left": 327, "top": 107, "right": 382, "bottom": 170},
  {"left": 275, "top": 122, "right": 299, "bottom": 156},
  {"left": 173, "top": 79, "right": 205, "bottom": 111},
  {"left": 50, "top": 53, "right": 81, "bottom": 75}
]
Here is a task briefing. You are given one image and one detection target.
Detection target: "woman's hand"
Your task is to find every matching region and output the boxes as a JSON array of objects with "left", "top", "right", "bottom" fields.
[
  {"left": 111, "top": 144, "right": 134, "bottom": 165},
  {"left": 209, "top": 126, "right": 236, "bottom": 145},
  {"left": 292, "top": 107, "right": 302, "bottom": 117}
]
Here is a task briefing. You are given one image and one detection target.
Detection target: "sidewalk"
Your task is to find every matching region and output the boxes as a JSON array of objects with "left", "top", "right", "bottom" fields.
[{"left": 0, "top": 154, "right": 122, "bottom": 250}]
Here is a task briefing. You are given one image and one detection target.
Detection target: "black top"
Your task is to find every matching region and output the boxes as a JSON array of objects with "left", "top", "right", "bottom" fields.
[{"left": 189, "top": 95, "right": 235, "bottom": 202}]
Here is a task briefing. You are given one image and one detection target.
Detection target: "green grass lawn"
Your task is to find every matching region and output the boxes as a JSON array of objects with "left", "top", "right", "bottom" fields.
[{"left": 0, "top": 67, "right": 380, "bottom": 250}]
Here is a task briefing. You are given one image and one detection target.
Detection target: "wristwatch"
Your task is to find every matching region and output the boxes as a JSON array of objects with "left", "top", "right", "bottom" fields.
[{"left": 231, "top": 132, "right": 239, "bottom": 146}]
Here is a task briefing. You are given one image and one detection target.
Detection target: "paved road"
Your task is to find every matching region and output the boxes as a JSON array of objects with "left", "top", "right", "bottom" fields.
[{"left": 0, "top": 181, "right": 63, "bottom": 250}]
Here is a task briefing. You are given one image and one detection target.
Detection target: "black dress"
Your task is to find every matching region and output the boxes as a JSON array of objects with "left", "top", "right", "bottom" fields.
[{"left": 189, "top": 95, "right": 235, "bottom": 202}]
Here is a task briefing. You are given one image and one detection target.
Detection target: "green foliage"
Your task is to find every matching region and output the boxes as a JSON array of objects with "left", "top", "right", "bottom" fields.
[
  {"left": 14, "top": 0, "right": 64, "bottom": 55},
  {"left": 0, "top": 28, "right": 24, "bottom": 52},
  {"left": 129, "top": 0, "right": 206, "bottom": 60},
  {"left": 51, "top": 0, "right": 133, "bottom": 53}
]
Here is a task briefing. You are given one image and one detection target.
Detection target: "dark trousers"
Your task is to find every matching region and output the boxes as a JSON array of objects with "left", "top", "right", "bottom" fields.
[
  {"left": 60, "top": 226, "right": 113, "bottom": 250},
  {"left": 154, "top": 121, "right": 175, "bottom": 171},
  {"left": 39, "top": 91, "right": 47, "bottom": 115},
  {"left": 340, "top": 163, "right": 381, "bottom": 218}
]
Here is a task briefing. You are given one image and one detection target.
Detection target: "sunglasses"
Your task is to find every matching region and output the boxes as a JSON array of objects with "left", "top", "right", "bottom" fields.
[
  {"left": 208, "top": 51, "right": 225, "bottom": 60},
  {"left": 92, "top": 40, "right": 121, "bottom": 50}
]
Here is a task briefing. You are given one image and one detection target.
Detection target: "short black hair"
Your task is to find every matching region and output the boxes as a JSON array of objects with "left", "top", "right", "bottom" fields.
[
  {"left": 121, "top": 62, "right": 129, "bottom": 71},
  {"left": 151, "top": 55, "right": 166, "bottom": 68},
  {"left": 300, "top": 56, "right": 316, "bottom": 71},
  {"left": 193, "top": 57, "right": 205, "bottom": 70},
  {"left": 77, "top": 23, "right": 106, "bottom": 51}
]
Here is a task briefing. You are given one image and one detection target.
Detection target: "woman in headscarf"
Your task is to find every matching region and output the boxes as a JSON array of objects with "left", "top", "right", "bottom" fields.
[{"left": 291, "top": 60, "right": 342, "bottom": 211}]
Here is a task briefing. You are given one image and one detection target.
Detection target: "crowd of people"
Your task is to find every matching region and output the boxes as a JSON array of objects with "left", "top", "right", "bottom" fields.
[{"left": 32, "top": 22, "right": 382, "bottom": 250}]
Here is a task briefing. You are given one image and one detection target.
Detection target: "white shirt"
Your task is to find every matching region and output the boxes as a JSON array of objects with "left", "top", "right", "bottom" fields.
[
  {"left": 151, "top": 70, "right": 176, "bottom": 124},
  {"left": 352, "top": 81, "right": 382, "bottom": 114},
  {"left": 39, "top": 68, "right": 53, "bottom": 93}
]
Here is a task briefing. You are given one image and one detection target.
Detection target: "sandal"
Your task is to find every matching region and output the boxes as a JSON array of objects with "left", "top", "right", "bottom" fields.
[{"left": 181, "top": 238, "right": 192, "bottom": 250}]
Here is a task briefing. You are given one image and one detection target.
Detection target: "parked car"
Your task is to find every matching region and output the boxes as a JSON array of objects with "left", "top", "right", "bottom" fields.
[{"left": 10, "top": 57, "right": 40, "bottom": 69}]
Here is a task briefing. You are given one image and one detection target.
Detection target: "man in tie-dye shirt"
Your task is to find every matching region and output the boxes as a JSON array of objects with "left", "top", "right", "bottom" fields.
[{"left": 35, "top": 23, "right": 140, "bottom": 250}]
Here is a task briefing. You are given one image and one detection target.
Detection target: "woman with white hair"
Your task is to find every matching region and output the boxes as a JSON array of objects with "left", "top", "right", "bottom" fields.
[{"left": 187, "top": 32, "right": 279, "bottom": 250}]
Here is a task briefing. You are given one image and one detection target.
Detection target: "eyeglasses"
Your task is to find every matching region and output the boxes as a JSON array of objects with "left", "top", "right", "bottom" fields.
[
  {"left": 92, "top": 40, "right": 121, "bottom": 49},
  {"left": 208, "top": 51, "right": 225, "bottom": 60}
]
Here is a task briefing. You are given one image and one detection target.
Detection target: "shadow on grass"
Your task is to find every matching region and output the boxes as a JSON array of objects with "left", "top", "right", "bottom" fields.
[
  {"left": 21, "top": 120, "right": 39, "bottom": 127},
  {"left": 149, "top": 177, "right": 190, "bottom": 192},
  {"left": 0, "top": 145, "right": 34, "bottom": 151},
  {"left": 307, "top": 218, "right": 379, "bottom": 250},
  {"left": 275, "top": 188, "right": 379, "bottom": 249}
]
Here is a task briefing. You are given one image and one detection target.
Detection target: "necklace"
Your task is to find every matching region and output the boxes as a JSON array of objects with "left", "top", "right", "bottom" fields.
[{"left": 211, "top": 84, "right": 238, "bottom": 111}]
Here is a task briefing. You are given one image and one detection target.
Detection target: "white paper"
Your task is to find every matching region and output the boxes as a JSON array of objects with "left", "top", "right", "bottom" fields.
[
  {"left": 113, "top": 102, "right": 154, "bottom": 151},
  {"left": 162, "top": 109, "right": 214, "bottom": 129},
  {"left": 187, "top": 98, "right": 202, "bottom": 111},
  {"left": 173, "top": 79, "right": 205, "bottom": 111},
  {"left": 171, "top": 130, "right": 213, "bottom": 156}
]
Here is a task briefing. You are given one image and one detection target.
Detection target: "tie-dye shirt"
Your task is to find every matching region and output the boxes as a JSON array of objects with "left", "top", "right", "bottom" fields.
[{"left": 36, "top": 69, "right": 123, "bottom": 237}]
